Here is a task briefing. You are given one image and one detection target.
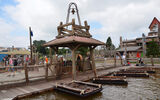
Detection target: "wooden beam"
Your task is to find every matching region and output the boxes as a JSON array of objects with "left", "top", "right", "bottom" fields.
[
  {"left": 45, "top": 64, "right": 48, "bottom": 80},
  {"left": 69, "top": 44, "right": 81, "bottom": 80},
  {"left": 117, "top": 52, "right": 123, "bottom": 66},
  {"left": 57, "top": 22, "right": 63, "bottom": 36},
  {"left": 24, "top": 63, "right": 29, "bottom": 83},
  {"left": 72, "top": 19, "right": 75, "bottom": 34},
  {"left": 52, "top": 47, "right": 58, "bottom": 76},
  {"left": 58, "top": 22, "right": 72, "bottom": 28},
  {"left": 56, "top": 33, "right": 72, "bottom": 38},
  {"left": 74, "top": 27, "right": 90, "bottom": 34},
  {"left": 90, "top": 46, "right": 97, "bottom": 77},
  {"left": 74, "top": 25, "right": 89, "bottom": 30},
  {"left": 72, "top": 49, "right": 76, "bottom": 80},
  {"left": 49, "top": 47, "right": 53, "bottom": 65},
  {"left": 114, "top": 53, "right": 116, "bottom": 67},
  {"left": 62, "top": 28, "right": 73, "bottom": 34},
  {"left": 84, "top": 20, "right": 90, "bottom": 33}
]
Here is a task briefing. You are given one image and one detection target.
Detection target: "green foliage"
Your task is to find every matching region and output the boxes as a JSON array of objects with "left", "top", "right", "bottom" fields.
[
  {"left": 33, "top": 40, "right": 49, "bottom": 55},
  {"left": 58, "top": 47, "right": 68, "bottom": 55},
  {"left": 77, "top": 47, "right": 89, "bottom": 57},
  {"left": 146, "top": 40, "right": 160, "bottom": 57},
  {"left": 106, "top": 37, "right": 115, "bottom": 50}
]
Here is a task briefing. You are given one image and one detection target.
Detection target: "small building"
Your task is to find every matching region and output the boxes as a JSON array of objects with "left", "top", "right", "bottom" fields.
[{"left": 117, "top": 17, "right": 160, "bottom": 58}]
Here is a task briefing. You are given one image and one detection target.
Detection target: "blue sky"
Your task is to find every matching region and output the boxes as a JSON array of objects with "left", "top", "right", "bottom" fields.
[
  {"left": 0, "top": 0, "right": 16, "bottom": 23},
  {"left": 0, "top": 0, "right": 28, "bottom": 47},
  {"left": 0, "top": 0, "right": 160, "bottom": 48}
]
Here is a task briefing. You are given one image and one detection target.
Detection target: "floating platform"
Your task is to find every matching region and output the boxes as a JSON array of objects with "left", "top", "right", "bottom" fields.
[
  {"left": 128, "top": 67, "right": 156, "bottom": 73},
  {"left": 92, "top": 76, "right": 128, "bottom": 85},
  {"left": 120, "top": 69, "right": 156, "bottom": 74},
  {"left": 54, "top": 80, "right": 102, "bottom": 97},
  {"left": 114, "top": 72, "right": 149, "bottom": 77}
]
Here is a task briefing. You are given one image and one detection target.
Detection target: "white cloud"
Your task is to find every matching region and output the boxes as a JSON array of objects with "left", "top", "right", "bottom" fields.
[{"left": 1, "top": 0, "right": 160, "bottom": 48}]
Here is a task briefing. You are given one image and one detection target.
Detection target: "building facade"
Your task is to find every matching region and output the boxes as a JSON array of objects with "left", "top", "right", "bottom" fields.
[{"left": 117, "top": 17, "right": 160, "bottom": 58}]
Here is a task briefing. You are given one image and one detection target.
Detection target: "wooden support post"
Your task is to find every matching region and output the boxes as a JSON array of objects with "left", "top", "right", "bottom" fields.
[
  {"left": 24, "top": 63, "right": 29, "bottom": 83},
  {"left": 45, "top": 64, "right": 48, "bottom": 80},
  {"left": 72, "top": 49, "right": 76, "bottom": 80},
  {"left": 151, "top": 56, "right": 154, "bottom": 66},
  {"left": 49, "top": 47, "right": 53, "bottom": 65},
  {"left": 72, "top": 19, "right": 75, "bottom": 34},
  {"left": 53, "top": 47, "right": 58, "bottom": 76},
  {"left": 69, "top": 44, "right": 80, "bottom": 80},
  {"left": 114, "top": 53, "right": 116, "bottom": 67},
  {"left": 84, "top": 20, "right": 90, "bottom": 33},
  {"left": 90, "top": 46, "right": 97, "bottom": 78},
  {"left": 58, "top": 22, "right": 63, "bottom": 36}
]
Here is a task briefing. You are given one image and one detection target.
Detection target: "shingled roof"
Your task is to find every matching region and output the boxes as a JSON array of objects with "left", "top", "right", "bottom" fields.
[
  {"left": 117, "top": 46, "right": 142, "bottom": 52},
  {"left": 44, "top": 36, "right": 105, "bottom": 47}
]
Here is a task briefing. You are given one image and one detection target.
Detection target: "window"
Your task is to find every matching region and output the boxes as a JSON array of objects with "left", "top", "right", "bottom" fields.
[{"left": 151, "top": 24, "right": 158, "bottom": 32}]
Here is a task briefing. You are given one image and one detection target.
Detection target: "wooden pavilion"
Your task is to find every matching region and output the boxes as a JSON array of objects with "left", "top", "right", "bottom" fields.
[{"left": 44, "top": 3, "right": 104, "bottom": 80}]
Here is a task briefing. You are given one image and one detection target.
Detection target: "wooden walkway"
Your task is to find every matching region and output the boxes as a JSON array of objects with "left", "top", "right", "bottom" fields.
[{"left": 0, "top": 66, "right": 134, "bottom": 100}]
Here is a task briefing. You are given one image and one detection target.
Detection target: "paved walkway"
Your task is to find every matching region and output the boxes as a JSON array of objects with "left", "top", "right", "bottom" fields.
[{"left": 0, "top": 65, "right": 134, "bottom": 100}]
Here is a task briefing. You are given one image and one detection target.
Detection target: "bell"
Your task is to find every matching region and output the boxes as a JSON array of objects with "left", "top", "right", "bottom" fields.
[{"left": 71, "top": 8, "right": 75, "bottom": 14}]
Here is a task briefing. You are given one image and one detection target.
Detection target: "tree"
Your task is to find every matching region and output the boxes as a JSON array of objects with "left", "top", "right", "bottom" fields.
[
  {"left": 77, "top": 47, "right": 89, "bottom": 58},
  {"left": 106, "top": 37, "right": 115, "bottom": 50},
  {"left": 146, "top": 40, "right": 160, "bottom": 57},
  {"left": 33, "top": 40, "right": 49, "bottom": 55},
  {"left": 105, "top": 37, "right": 115, "bottom": 57},
  {"left": 58, "top": 47, "right": 67, "bottom": 55}
]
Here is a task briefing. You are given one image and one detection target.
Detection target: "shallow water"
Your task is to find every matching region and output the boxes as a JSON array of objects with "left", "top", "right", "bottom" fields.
[{"left": 22, "top": 73, "right": 160, "bottom": 100}]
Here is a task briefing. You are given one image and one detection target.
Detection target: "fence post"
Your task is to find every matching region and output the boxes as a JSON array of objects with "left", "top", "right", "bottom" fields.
[
  {"left": 24, "top": 63, "right": 29, "bottom": 83},
  {"left": 45, "top": 64, "right": 48, "bottom": 80},
  {"left": 151, "top": 56, "right": 154, "bottom": 66},
  {"left": 114, "top": 54, "right": 116, "bottom": 67}
]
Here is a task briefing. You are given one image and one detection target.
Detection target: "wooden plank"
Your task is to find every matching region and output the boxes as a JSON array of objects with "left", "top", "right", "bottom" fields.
[
  {"left": 58, "top": 22, "right": 72, "bottom": 28},
  {"left": 33, "top": 84, "right": 51, "bottom": 90},
  {"left": 0, "top": 90, "right": 13, "bottom": 99},
  {"left": 16, "top": 87, "right": 30, "bottom": 93},
  {"left": 0, "top": 92, "right": 7, "bottom": 99},
  {"left": 74, "top": 25, "right": 88, "bottom": 29},
  {"left": 1, "top": 90, "right": 17, "bottom": 98},
  {"left": 9, "top": 88, "right": 24, "bottom": 96},
  {"left": 22, "top": 86, "right": 40, "bottom": 92},
  {"left": 72, "top": 49, "right": 76, "bottom": 80},
  {"left": 62, "top": 28, "right": 73, "bottom": 34}
]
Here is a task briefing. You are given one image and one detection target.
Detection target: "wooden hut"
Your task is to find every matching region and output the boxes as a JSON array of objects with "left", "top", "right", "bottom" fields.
[{"left": 44, "top": 3, "right": 104, "bottom": 80}]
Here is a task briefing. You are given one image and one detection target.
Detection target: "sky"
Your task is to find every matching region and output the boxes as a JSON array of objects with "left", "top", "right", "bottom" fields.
[{"left": 0, "top": 0, "right": 160, "bottom": 48}]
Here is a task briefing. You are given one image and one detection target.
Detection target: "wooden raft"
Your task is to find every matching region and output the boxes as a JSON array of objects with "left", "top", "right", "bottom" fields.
[
  {"left": 92, "top": 76, "right": 128, "bottom": 85},
  {"left": 120, "top": 69, "right": 156, "bottom": 74},
  {"left": 114, "top": 72, "right": 149, "bottom": 77},
  {"left": 54, "top": 80, "right": 102, "bottom": 97}
]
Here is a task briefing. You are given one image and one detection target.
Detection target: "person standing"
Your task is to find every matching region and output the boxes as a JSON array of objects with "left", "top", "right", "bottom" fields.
[
  {"left": 45, "top": 56, "right": 48, "bottom": 64},
  {"left": 26, "top": 55, "right": 29, "bottom": 65},
  {"left": 8, "top": 55, "right": 15, "bottom": 77},
  {"left": 122, "top": 54, "right": 126, "bottom": 66}
]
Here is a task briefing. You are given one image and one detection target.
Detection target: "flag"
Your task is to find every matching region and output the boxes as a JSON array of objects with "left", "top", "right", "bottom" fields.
[
  {"left": 30, "top": 30, "right": 33, "bottom": 37},
  {"left": 137, "top": 52, "right": 140, "bottom": 58}
]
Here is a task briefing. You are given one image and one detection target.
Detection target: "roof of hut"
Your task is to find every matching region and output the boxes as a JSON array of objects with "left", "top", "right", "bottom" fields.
[{"left": 44, "top": 36, "right": 104, "bottom": 47}]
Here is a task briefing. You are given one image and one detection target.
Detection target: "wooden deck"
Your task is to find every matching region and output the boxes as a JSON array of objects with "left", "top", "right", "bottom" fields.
[{"left": 0, "top": 66, "right": 137, "bottom": 100}]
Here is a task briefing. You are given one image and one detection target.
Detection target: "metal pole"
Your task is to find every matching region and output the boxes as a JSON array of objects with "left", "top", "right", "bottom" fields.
[{"left": 29, "top": 27, "right": 33, "bottom": 64}]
